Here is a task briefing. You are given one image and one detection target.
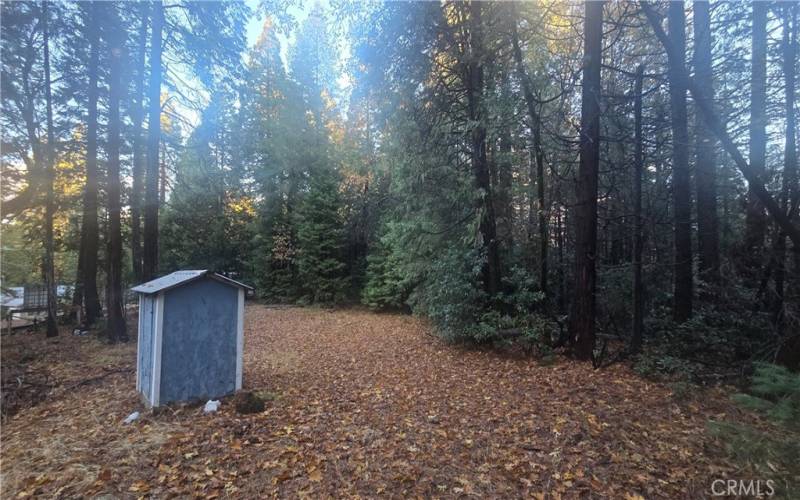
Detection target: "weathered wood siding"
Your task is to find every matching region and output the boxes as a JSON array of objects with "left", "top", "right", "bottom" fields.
[
  {"left": 158, "top": 277, "right": 238, "bottom": 403},
  {"left": 136, "top": 295, "right": 155, "bottom": 402}
]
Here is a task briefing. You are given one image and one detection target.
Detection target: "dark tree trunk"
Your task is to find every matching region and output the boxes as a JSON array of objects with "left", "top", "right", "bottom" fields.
[
  {"left": 42, "top": 1, "right": 58, "bottom": 337},
  {"left": 130, "top": 2, "right": 148, "bottom": 284},
  {"left": 631, "top": 65, "right": 645, "bottom": 353},
  {"left": 556, "top": 203, "right": 566, "bottom": 314},
  {"left": 571, "top": 0, "right": 603, "bottom": 361},
  {"left": 667, "top": 1, "right": 692, "bottom": 322},
  {"left": 71, "top": 229, "right": 85, "bottom": 322},
  {"left": 143, "top": 0, "right": 163, "bottom": 281},
  {"left": 160, "top": 144, "right": 167, "bottom": 205},
  {"left": 105, "top": 2, "right": 127, "bottom": 342},
  {"left": 536, "top": 119, "right": 547, "bottom": 296},
  {"left": 774, "top": 3, "right": 797, "bottom": 330},
  {"left": 496, "top": 75, "right": 514, "bottom": 258},
  {"left": 608, "top": 148, "right": 625, "bottom": 266},
  {"left": 788, "top": 3, "right": 800, "bottom": 274},
  {"left": 511, "top": 17, "right": 547, "bottom": 296},
  {"left": 744, "top": 1, "right": 769, "bottom": 258},
  {"left": 693, "top": 0, "right": 720, "bottom": 282},
  {"left": 643, "top": 2, "right": 800, "bottom": 248},
  {"left": 80, "top": 2, "right": 102, "bottom": 326},
  {"left": 528, "top": 148, "right": 536, "bottom": 255},
  {"left": 466, "top": 0, "right": 501, "bottom": 296}
]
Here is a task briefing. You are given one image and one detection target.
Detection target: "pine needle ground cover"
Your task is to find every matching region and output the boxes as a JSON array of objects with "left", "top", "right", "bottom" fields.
[{"left": 0, "top": 305, "right": 769, "bottom": 498}]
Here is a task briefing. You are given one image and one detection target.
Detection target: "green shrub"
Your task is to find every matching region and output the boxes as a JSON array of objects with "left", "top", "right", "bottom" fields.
[
  {"left": 709, "top": 363, "right": 800, "bottom": 497},
  {"left": 633, "top": 352, "right": 698, "bottom": 381},
  {"left": 732, "top": 363, "right": 800, "bottom": 429},
  {"left": 409, "top": 246, "right": 487, "bottom": 341},
  {"left": 361, "top": 227, "right": 413, "bottom": 310}
]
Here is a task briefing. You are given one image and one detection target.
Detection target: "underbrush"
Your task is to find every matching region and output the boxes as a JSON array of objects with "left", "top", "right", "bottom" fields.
[
  {"left": 1, "top": 324, "right": 136, "bottom": 420},
  {"left": 633, "top": 279, "right": 779, "bottom": 384},
  {"left": 631, "top": 308, "right": 769, "bottom": 383},
  {"left": 1, "top": 339, "right": 53, "bottom": 419},
  {"left": 709, "top": 363, "right": 800, "bottom": 498}
]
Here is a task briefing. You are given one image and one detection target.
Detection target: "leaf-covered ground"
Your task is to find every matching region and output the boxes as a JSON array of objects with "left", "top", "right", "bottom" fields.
[{"left": 2, "top": 305, "right": 751, "bottom": 498}]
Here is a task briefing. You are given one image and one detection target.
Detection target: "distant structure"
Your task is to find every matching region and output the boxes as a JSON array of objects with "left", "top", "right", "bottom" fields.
[{"left": 132, "top": 270, "right": 253, "bottom": 407}]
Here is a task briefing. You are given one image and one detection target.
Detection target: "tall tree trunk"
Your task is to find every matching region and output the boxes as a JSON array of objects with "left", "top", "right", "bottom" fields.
[
  {"left": 774, "top": 3, "right": 797, "bottom": 331},
  {"left": 130, "top": 2, "right": 148, "bottom": 283},
  {"left": 631, "top": 65, "right": 645, "bottom": 353},
  {"left": 556, "top": 202, "right": 566, "bottom": 314},
  {"left": 71, "top": 229, "right": 85, "bottom": 322},
  {"left": 643, "top": 2, "right": 800, "bottom": 248},
  {"left": 511, "top": 17, "right": 547, "bottom": 296},
  {"left": 667, "top": 1, "right": 692, "bottom": 322},
  {"left": 42, "top": 1, "right": 58, "bottom": 338},
  {"left": 528, "top": 148, "right": 536, "bottom": 255},
  {"left": 536, "top": 119, "right": 547, "bottom": 296},
  {"left": 786, "top": 4, "right": 800, "bottom": 274},
  {"left": 160, "top": 143, "right": 167, "bottom": 205},
  {"left": 466, "top": 0, "right": 500, "bottom": 296},
  {"left": 745, "top": 1, "right": 769, "bottom": 259},
  {"left": 497, "top": 75, "right": 514, "bottom": 258},
  {"left": 105, "top": 2, "right": 127, "bottom": 342},
  {"left": 571, "top": 0, "right": 603, "bottom": 361},
  {"left": 609, "top": 144, "right": 625, "bottom": 266},
  {"left": 80, "top": 2, "right": 102, "bottom": 325},
  {"left": 693, "top": 0, "right": 719, "bottom": 282},
  {"left": 143, "top": 0, "right": 163, "bottom": 281}
]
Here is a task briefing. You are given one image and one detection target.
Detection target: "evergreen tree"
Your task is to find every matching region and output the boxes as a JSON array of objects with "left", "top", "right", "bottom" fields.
[
  {"left": 295, "top": 166, "right": 348, "bottom": 304},
  {"left": 240, "top": 18, "right": 305, "bottom": 300},
  {"left": 161, "top": 96, "right": 255, "bottom": 277}
]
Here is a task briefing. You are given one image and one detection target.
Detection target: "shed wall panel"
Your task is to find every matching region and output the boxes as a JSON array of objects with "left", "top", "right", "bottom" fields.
[
  {"left": 137, "top": 296, "right": 155, "bottom": 402},
  {"left": 159, "top": 278, "right": 238, "bottom": 403}
]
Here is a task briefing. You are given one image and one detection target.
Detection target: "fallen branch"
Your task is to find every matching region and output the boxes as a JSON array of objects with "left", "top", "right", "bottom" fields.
[{"left": 63, "top": 367, "right": 133, "bottom": 391}]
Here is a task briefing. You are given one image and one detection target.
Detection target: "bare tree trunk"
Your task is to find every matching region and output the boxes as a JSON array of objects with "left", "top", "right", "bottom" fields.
[
  {"left": 511, "top": 17, "right": 547, "bottom": 296},
  {"left": 643, "top": 2, "right": 800, "bottom": 248},
  {"left": 535, "top": 114, "right": 547, "bottom": 296},
  {"left": 693, "top": 0, "right": 719, "bottom": 282},
  {"left": 80, "top": 2, "right": 102, "bottom": 325},
  {"left": 631, "top": 64, "right": 645, "bottom": 353},
  {"left": 42, "top": 1, "right": 58, "bottom": 337},
  {"left": 787, "top": 4, "right": 800, "bottom": 275},
  {"left": 528, "top": 148, "right": 536, "bottom": 256},
  {"left": 497, "top": 75, "right": 514, "bottom": 258},
  {"left": 105, "top": 2, "right": 127, "bottom": 342},
  {"left": 143, "top": 0, "right": 163, "bottom": 281},
  {"left": 159, "top": 143, "right": 167, "bottom": 205},
  {"left": 744, "top": 1, "right": 769, "bottom": 259},
  {"left": 774, "top": 3, "right": 797, "bottom": 330},
  {"left": 71, "top": 229, "right": 84, "bottom": 322},
  {"left": 130, "top": 2, "right": 148, "bottom": 284},
  {"left": 557, "top": 203, "right": 566, "bottom": 314},
  {"left": 571, "top": 0, "right": 603, "bottom": 361},
  {"left": 667, "top": 1, "right": 692, "bottom": 322},
  {"left": 466, "top": 0, "right": 500, "bottom": 296}
]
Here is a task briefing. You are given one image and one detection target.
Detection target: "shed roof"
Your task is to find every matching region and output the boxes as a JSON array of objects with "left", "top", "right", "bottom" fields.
[{"left": 131, "top": 270, "right": 253, "bottom": 295}]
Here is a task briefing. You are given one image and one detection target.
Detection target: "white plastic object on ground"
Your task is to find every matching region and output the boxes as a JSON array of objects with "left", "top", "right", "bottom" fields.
[
  {"left": 123, "top": 411, "right": 140, "bottom": 424},
  {"left": 203, "top": 400, "right": 221, "bottom": 413}
]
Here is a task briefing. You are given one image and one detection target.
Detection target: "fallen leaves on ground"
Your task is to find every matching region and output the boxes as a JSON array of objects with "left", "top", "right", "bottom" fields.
[{"left": 1, "top": 305, "right": 751, "bottom": 498}]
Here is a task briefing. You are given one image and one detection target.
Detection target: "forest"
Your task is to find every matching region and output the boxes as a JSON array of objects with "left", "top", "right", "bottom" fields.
[{"left": 2, "top": 0, "right": 800, "bottom": 497}]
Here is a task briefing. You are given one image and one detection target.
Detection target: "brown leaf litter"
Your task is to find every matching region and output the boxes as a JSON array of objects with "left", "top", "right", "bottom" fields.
[{"left": 1, "top": 305, "right": 754, "bottom": 498}]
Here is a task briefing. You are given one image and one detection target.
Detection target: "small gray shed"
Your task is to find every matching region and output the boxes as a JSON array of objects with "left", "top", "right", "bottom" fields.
[{"left": 132, "top": 270, "right": 253, "bottom": 407}]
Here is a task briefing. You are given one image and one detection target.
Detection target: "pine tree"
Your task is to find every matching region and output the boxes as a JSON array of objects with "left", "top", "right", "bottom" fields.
[
  {"left": 362, "top": 223, "right": 410, "bottom": 310},
  {"left": 295, "top": 167, "right": 349, "bottom": 304}
]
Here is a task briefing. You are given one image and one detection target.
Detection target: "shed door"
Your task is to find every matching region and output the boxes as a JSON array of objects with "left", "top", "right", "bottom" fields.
[{"left": 137, "top": 296, "right": 155, "bottom": 401}]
